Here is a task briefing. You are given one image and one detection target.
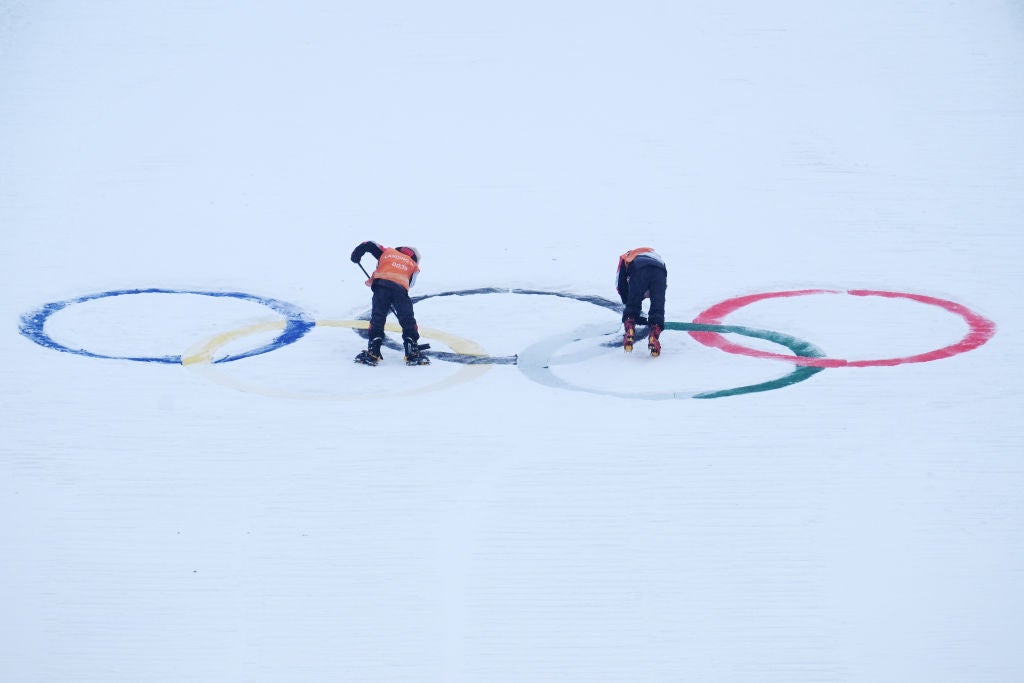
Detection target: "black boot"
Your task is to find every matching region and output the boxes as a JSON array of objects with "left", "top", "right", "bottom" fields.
[
  {"left": 403, "top": 337, "right": 430, "bottom": 366},
  {"left": 369, "top": 336, "right": 384, "bottom": 360},
  {"left": 354, "top": 336, "right": 384, "bottom": 365}
]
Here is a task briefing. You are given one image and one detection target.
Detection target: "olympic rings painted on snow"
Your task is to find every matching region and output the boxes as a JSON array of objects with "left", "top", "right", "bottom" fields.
[
  {"left": 690, "top": 289, "right": 996, "bottom": 368},
  {"left": 357, "top": 287, "right": 623, "bottom": 365},
  {"left": 18, "top": 286, "right": 997, "bottom": 400},
  {"left": 517, "top": 322, "right": 827, "bottom": 400},
  {"left": 18, "top": 288, "right": 314, "bottom": 364},
  {"left": 183, "top": 319, "right": 491, "bottom": 401}
]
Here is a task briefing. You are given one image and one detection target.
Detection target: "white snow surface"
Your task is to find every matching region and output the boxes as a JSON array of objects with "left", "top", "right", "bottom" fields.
[{"left": 2, "top": 2, "right": 1023, "bottom": 682}]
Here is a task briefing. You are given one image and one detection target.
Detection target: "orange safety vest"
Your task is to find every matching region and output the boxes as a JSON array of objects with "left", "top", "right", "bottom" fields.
[
  {"left": 619, "top": 247, "right": 655, "bottom": 266},
  {"left": 367, "top": 247, "right": 420, "bottom": 290}
]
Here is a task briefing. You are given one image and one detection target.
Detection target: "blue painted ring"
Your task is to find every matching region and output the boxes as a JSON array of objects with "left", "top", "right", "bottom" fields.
[{"left": 19, "top": 288, "right": 315, "bottom": 364}]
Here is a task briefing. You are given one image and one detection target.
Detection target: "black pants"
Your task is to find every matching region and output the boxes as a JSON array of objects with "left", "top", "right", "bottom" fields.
[
  {"left": 369, "top": 281, "right": 419, "bottom": 341},
  {"left": 622, "top": 265, "right": 667, "bottom": 327}
]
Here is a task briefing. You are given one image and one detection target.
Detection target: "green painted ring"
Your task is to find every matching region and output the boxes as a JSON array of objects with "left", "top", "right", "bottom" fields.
[{"left": 517, "top": 321, "right": 827, "bottom": 399}]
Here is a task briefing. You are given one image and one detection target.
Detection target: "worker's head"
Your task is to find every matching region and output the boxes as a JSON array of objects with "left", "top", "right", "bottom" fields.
[{"left": 396, "top": 246, "right": 420, "bottom": 263}]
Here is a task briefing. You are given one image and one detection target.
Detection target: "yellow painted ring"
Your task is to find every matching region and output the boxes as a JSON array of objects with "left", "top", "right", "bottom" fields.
[{"left": 183, "top": 319, "right": 491, "bottom": 401}]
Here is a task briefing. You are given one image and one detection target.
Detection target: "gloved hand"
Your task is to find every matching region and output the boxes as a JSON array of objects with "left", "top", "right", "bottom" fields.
[
  {"left": 636, "top": 315, "right": 649, "bottom": 326},
  {"left": 350, "top": 252, "right": 362, "bottom": 264}
]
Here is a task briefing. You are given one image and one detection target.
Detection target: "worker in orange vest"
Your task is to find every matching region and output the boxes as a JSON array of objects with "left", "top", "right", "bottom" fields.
[
  {"left": 615, "top": 247, "right": 667, "bottom": 356},
  {"left": 350, "top": 241, "right": 429, "bottom": 365}
]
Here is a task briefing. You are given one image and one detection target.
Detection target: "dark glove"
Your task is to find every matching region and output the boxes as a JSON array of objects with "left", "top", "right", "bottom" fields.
[{"left": 636, "top": 315, "right": 649, "bottom": 326}]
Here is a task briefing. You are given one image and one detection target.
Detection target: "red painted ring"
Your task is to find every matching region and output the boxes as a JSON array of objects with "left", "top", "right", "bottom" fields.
[{"left": 690, "top": 289, "right": 996, "bottom": 368}]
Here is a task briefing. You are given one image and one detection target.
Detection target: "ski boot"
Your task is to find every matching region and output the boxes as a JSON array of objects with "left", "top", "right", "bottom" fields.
[
  {"left": 623, "top": 318, "right": 636, "bottom": 352},
  {"left": 648, "top": 324, "right": 662, "bottom": 357},
  {"left": 354, "top": 336, "right": 384, "bottom": 366},
  {"left": 404, "top": 337, "right": 430, "bottom": 366}
]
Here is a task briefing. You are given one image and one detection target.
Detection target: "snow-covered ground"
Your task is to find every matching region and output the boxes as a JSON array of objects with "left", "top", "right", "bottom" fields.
[{"left": 3, "top": 2, "right": 1023, "bottom": 681}]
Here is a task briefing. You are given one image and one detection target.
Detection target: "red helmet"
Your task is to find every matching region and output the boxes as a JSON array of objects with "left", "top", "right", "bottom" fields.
[{"left": 396, "top": 246, "right": 420, "bottom": 262}]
